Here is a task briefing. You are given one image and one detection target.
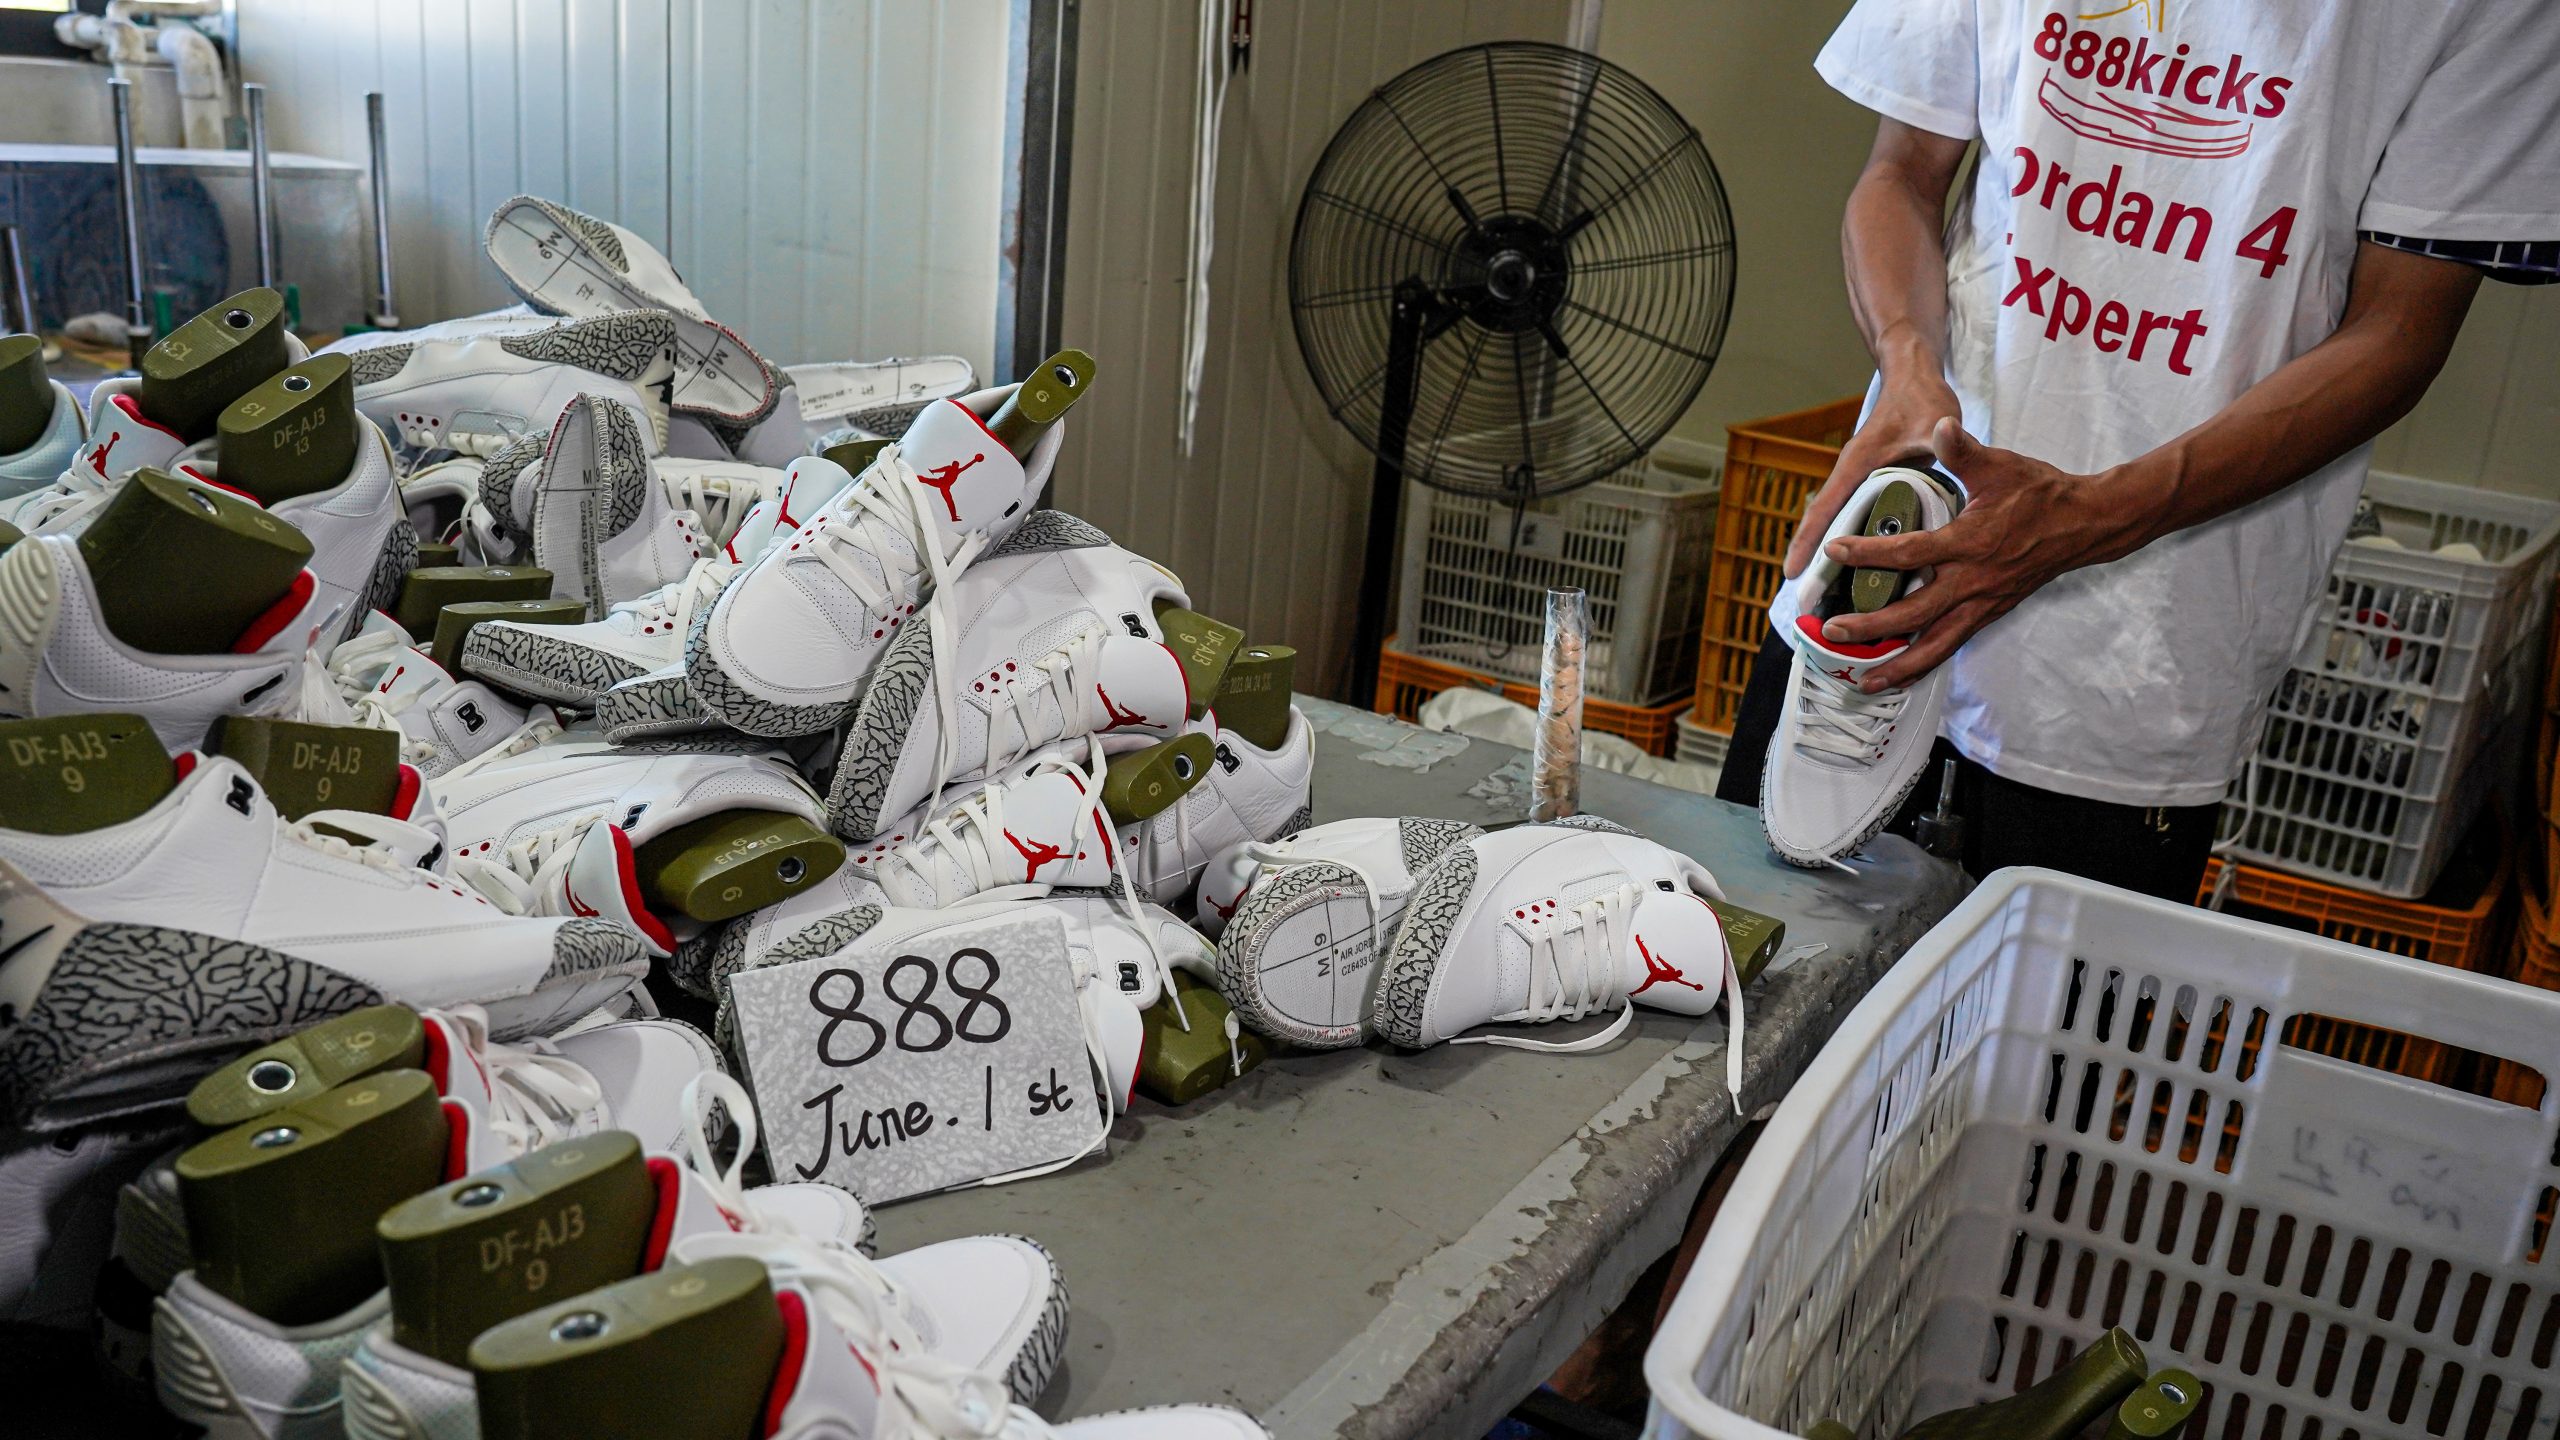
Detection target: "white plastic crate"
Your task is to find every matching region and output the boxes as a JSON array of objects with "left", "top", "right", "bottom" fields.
[
  {"left": 2221, "top": 473, "right": 2560, "bottom": 897},
  {"left": 1647, "top": 869, "right": 2560, "bottom": 1440},
  {"left": 1395, "top": 452, "right": 1718, "bottom": 707},
  {"left": 1677, "top": 712, "right": 1729, "bottom": 772}
]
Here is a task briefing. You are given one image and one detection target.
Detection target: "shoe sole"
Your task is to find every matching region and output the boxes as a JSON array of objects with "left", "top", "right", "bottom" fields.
[
  {"left": 1758, "top": 743, "right": 1934, "bottom": 871},
  {"left": 352, "top": 515, "right": 421, "bottom": 645},
  {"left": 531, "top": 399, "right": 652, "bottom": 620},
  {"left": 493, "top": 919, "right": 653, "bottom": 1040},
  {"left": 824, "top": 610, "right": 937, "bottom": 840},
  {"left": 993, "top": 1234, "right": 1072, "bottom": 1406},
  {"left": 1372, "top": 840, "right": 1483, "bottom": 1050},
  {"left": 461, "top": 622, "right": 651, "bottom": 705},
  {"left": 1216, "top": 861, "right": 1385, "bottom": 1049}
]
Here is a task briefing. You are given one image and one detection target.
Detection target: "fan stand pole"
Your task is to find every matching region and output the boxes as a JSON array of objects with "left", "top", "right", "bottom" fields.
[{"left": 1349, "top": 276, "right": 1436, "bottom": 710}]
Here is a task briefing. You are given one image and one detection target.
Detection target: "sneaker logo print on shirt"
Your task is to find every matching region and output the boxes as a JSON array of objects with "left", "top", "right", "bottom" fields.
[
  {"left": 914, "top": 452, "right": 986, "bottom": 523},
  {"left": 1631, "top": 935, "right": 1704, "bottom": 996},
  {"left": 1003, "top": 829, "right": 1071, "bottom": 882}
]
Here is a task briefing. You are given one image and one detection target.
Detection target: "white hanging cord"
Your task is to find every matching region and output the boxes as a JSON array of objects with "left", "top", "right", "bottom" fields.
[{"left": 1177, "top": 0, "right": 1234, "bottom": 456}]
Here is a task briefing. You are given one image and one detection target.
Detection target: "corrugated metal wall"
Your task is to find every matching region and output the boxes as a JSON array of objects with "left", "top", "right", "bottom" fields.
[
  {"left": 2371, "top": 282, "right": 2560, "bottom": 498},
  {"left": 233, "top": 0, "right": 1007, "bottom": 380},
  {"left": 1050, "top": 0, "right": 1576, "bottom": 701}
]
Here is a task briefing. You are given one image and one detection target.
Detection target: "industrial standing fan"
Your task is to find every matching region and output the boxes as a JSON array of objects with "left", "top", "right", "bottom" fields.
[{"left": 1289, "top": 40, "right": 1735, "bottom": 704}]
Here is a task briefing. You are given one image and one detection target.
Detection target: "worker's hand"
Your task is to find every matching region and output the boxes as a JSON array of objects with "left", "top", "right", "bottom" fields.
[
  {"left": 1781, "top": 369, "right": 1961, "bottom": 579},
  {"left": 1814, "top": 418, "right": 2150, "bottom": 692}
]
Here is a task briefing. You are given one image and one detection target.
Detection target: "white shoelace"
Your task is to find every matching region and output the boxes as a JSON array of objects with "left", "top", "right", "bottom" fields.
[
  {"left": 606, "top": 556, "right": 735, "bottom": 640},
  {"left": 661, "top": 469, "right": 784, "bottom": 552},
  {"left": 928, "top": 627, "right": 1109, "bottom": 824},
  {"left": 436, "top": 711, "right": 568, "bottom": 785},
  {"left": 452, "top": 818, "right": 599, "bottom": 915},
  {"left": 439, "top": 1004, "right": 613, "bottom": 1154},
  {"left": 1791, "top": 662, "right": 1908, "bottom": 765},
  {"left": 284, "top": 816, "right": 444, "bottom": 880}
]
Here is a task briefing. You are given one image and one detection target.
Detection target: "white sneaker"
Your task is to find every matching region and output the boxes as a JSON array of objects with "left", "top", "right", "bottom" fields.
[
  {"left": 1199, "top": 816, "right": 1481, "bottom": 1049},
  {"left": 0, "top": 532, "right": 316, "bottom": 751},
  {"left": 1107, "top": 708, "right": 1316, "bottom": 909},
  {"left": 832, "top": 741, "right": 1132, "bottom": 904},
  {"left": 463, "top": 452, "right": 851, "bottom": 705},
  {"left": 0, "top": 754, "right": 649, "bottom": 1039},
  {"left": 0, "top": 861, "right": 383, "bottom": 1134},
  {"left": 1760, "top": 466, "right": 1962, "bottom": 868},
  {"left": 466, "top": 1201, "right": 1251, "bottom": 1440},
  {"left": 1372, "top": 819, "right": 1745, "bottom": 1087},
  {"left": 346, "top": 311, "right": 677, "bottom": 462},
  {"left": 118, "top": 1000, "right": 725, "bottom": 1296},
  {"left": 686, "top": 389, "right": 1064, "bottom": 736},
  {"left": 0, "top": 376, "right": 86, "bottom": 494},
  {"left": 826, "top": 515, "right": 1192, "bottom": 840},
  {"left": 777, "top": 354, "right": 977, "bottom": 449},
  {"left": 312, "top": 611, "right": 551, "bottom": 777},
  {"left": 0, "top": 361, "right": 302, "bottom": 530},
  {"left": 483, "top": 195, "right": 781, "bottom": 429},
  {"left": 152, "top": 1008, "right": 730, "bottom": 1440},
  {"left": 432, "top": 729, "right": 833, "bottom": 950},
  {"left": 255, "top": 416, "right": 416, "bottom": 645},
  {"left": 523, "top": 393, "right": 719, "bottom": 617}
]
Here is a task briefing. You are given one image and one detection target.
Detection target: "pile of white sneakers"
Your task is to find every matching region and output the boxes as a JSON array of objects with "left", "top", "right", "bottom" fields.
[{"left": 0, "top": 196, "right": 1307, "bottom": 1438}]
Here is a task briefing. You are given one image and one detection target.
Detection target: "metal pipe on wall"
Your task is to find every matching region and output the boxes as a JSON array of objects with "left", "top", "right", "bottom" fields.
[
  {"left": 245, "top": 82, "right": 276, "bottom": 289},
  {"left": 108, "top": 77, "right": 151, "bottom": 368},
  {"left": 364, "top": 91, "right": 399, "bottom": 329},
  {"left": 3, "top": 226, "right": 34, "bottom": 337}
]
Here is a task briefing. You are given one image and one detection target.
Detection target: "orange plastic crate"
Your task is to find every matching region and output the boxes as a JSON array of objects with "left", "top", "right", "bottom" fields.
[
  {"left": 2500, "top": 883, "right": 2560, "bottom": 1105},
  {"left": 2197, "top": 824, "right": 2510, "bottom": 1086},
  {"left": 1374, "top": 640, "right": 1687, "bottom": 757},
  {"left": 1691, "top": 397, "right": 1862, "bottom": 734}
]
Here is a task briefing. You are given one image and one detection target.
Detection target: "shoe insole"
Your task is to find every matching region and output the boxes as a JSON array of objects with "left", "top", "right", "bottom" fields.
[
  {"left": 634, "top": 809, "right": 845, "bottom": 923},
  {"left": 378, "top": 1132, "right": 656, "bottom": 1368},
  {"left": 176, "top": 1068, "right": 447, "bottom": 1325},
  {"left": 471, "top": 1256, "right": 782, "bottom": 1440}
]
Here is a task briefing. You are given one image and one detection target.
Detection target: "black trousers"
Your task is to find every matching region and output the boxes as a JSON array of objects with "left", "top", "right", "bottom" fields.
[{"left": 1713, "top": 628, "right": 2220, "bottom": 902}]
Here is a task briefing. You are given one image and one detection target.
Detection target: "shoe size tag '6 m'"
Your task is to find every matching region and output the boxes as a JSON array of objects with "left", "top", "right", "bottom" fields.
[{"left": 724, "top": 911, "right": 1102, "bottom": 1204}]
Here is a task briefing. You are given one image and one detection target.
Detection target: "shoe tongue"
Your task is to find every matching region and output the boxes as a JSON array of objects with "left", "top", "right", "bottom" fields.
[
  {"left": 1785, "top": 613, "right": 1906, "bottom": 679},
  {"left": 78, "top": 391, "right": 187, "bottom": 484},
  {"left": 418, "top": 1011, "right": 504, "bottom": 1168},
  {"left": 773, "top": 1279, "right": 888, "bottom": 1438},
  {"left": 779, "top": 454, "right": 857, "bottom": 529},
  {"left": 1083, "top": 637, "right": 1189, "bottom": 740},
  {"left": 896, "top": 399, "right": 1028, "bottom": 540},
  {"left": 1617, "top": 889, "right": 1731, "bottom": 1017},
  {"left": 974, "top": 768, "right": 1113, "bottom": 893}
]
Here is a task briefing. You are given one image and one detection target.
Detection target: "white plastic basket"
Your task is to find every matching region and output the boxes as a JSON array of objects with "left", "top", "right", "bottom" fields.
[
  {"left": 1395, "top": 453, "right": 1719, "bottom": 706},
  {"left": 1646, "top": 869, "right": 2560, "bottom": 1440},
  {"left": 2220, "top": 473, "right": 2560, "bottom": 897},
  {"left": 1677, "top": 712, "right": 1730, "bottom": 772}
]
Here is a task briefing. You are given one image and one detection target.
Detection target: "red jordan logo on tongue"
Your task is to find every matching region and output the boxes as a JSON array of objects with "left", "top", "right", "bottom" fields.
[
  {"left": 1631, "top": 936, "right": 1703, "bottom": 995},
  {"left": 1096, "top": 686, "right": 1150, "bottom": 731},
  {"left": 1004, "top": 829, "right": 1070, "bottom": 882},
  {"left": 915, "top": 452, "right": 986, "bottom": 523}
]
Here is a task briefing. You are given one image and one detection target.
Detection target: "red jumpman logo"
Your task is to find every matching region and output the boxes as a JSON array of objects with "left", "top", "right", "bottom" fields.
[
  {"left": 1631, "top": 936, "right": 1703, "bottom": 996},
  {"left": 1095, "top": 686, "right": 1149, "bottom": 731},
  {"left": 914, "top": 452, "right": 986, "bottom": 523},
  {"left": 1004, "top": 829, "right": 1070, "bottom": 882},
  {"left": 89, "top": 430, "right": 120, "bottom": 479},
  {"left": 1205, "top": 890, "right": 1241, "bottom": 923}
]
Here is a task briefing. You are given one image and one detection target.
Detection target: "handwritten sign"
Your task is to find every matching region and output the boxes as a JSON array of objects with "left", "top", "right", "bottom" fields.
[{"left": 726, "top": 913, "right": 1102, "bottom": 1204}]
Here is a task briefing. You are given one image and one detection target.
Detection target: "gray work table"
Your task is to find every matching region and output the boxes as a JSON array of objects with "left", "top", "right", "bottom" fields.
[{"left": 871, "top": 699, "right": 1967, "bottom": 1439}]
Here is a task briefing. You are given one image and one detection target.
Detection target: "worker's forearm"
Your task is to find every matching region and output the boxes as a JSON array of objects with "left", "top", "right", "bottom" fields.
[
  {"left": 1841, "top": 161, "right": 1956, "bottom": 382},
  {"left": 2106, "top": 282, "right": 2476, "bottom": 556}
]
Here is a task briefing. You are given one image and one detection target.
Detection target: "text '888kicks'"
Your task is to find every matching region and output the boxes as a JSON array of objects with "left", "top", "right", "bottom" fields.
[{"left": 1760, "top": 465, "right": 1962, "bottom": 869}]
